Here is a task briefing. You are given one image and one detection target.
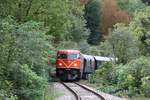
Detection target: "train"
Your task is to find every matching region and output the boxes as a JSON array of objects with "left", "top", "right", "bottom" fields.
[{"left": 55, "top": 49, "right": 116, "bottom": 81}]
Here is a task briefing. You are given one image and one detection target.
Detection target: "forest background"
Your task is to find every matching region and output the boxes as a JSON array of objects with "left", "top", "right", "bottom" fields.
[{"left": 0, "top": 0, "right": 150, "bottom": 99}]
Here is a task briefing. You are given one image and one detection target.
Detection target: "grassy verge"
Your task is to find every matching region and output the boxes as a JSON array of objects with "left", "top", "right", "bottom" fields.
[
  {"left": 82, "top": 80, "right": 150, "bottom": 100},
  {"left": 44, "top": 84, "right": 56, "bottom": 100},
  {"left": 44, "top": 83, "right": 65, "bottom": 100}
]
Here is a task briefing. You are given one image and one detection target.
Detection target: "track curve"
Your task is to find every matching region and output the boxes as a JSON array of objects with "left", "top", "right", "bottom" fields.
[
  {"left": 61, "top": 82, "right": 80, "bottom": 100},
  {"left": 60, "top": 82, "right": 105, "bottom": 100},
  {"left": 74, "top": 82, "right": 105, "bottom": 100}
]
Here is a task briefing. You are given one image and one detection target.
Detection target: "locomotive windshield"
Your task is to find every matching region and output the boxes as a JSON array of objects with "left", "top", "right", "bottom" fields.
[{"left": 57, "top": 54, "right": 79, "bottom": 59}]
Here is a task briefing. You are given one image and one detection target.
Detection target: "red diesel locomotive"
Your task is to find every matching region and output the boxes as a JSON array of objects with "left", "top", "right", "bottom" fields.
[{"left": 56, "top": 50, "right": 82, "bottom": 80}]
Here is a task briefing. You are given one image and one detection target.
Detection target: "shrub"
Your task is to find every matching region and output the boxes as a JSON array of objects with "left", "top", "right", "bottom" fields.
[
  {"left": 90, "top": 57, "right": 150, "bottom": 97},
  {"left": 0, "top": 80, "right": 18, "bottom": 100},
  {"left": 97, "top": 85, "right": 119, "bottom": 94},
  {"left": 10, "top": 64, "right": 47, "bottom": 100},
  {"left": 141, "top": 76, "right": 150, "bottom": 97},
  {"left": 115, "top": 56, "right": 150, "bottom": 97},
  {"left": 89, "top": 62, "right": 114, "bottom": 84}
]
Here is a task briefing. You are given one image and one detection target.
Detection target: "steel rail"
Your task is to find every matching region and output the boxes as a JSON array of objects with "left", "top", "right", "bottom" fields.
[
  {"left": 60, "top": 82, "right": 81, "bottom": 100},
  {"left": 74, "top": 82, "right": 105, "bottom": 100}
]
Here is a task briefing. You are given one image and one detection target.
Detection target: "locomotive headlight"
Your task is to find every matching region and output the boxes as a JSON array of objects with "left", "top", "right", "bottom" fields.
[
  {"left": 59, "top": 63, "right": 62, "bottom": 66},
  {"left": 74, "top": 63, "right": 77, "bottom": 67}
]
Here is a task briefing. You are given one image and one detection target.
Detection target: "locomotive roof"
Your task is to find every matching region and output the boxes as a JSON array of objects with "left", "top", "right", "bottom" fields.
[{"left": 58, "top": 50, "right": 80, "bottom": 54}]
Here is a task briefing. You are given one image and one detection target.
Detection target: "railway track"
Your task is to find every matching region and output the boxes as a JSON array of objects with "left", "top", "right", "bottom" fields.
[{"left": 60, "top": 82, "right": 105, "bottom": 100}]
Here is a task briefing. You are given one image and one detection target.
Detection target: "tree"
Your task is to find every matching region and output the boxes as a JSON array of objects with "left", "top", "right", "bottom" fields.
[
  {"left": 65, "top": 0, "right": 90, "bottom": 43},
  {"left": 129, "top": 6, "right": 150, "bottom": 56},
  {"left": 116, "top": 0, "right": 145, "bottom": 16},
  {"left": 101, "top": 0, "right": 130, "bottom": 36},
  {"left": 115, "top": 57, "right": 150, "bottom": 97},
  {"left": 85, "top": 0, "right": 102, "bottom": 45},
  {"left": 0, "top": 17, "right": 51, "bottom": 100},
  {"left": 0, "top": 17, "right": 18, "bottom": 100},
  {"left": 0, "top": 0, "right": 89, "bottom": 43},
  {"left": 101, "top": 24, "right": 139, "bottom": 64}
]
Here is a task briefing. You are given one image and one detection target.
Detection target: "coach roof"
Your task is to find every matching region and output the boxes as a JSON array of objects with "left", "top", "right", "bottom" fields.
[{"left": 94, "top": 56, "right": 117, "bottom": 62}]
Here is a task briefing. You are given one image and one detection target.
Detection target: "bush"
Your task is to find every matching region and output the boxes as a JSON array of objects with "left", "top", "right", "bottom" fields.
[
  {"left": 90, "top": 57, "right": 150, "bottom": 97},
  {"left": 100, "top": 24, "right": 140, "bottom": 64},
  {"left": 0, "top": 17, "right": 51, "bottom": 99},
  {"left": 114, "top": 56, "right": 150, "bottom": 97},
  {"left": 141, "top": 76, "right": 150, "bottom": 97},
  {"left": 10, "top": 64, "right": 47, "bottom": 100},
  {"left": 97, "top": 85, "right": 119, "bottom": 94},
  {"left": 0, "top": 80, "right": 18, "bottom": 100},
  {"left": 89, "top": 62, "right": 114, "bottom": 84}
]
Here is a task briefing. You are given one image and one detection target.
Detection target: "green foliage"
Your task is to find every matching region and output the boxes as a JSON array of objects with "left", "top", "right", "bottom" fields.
[
  {"left": 10, "top": 64, "right": 47, "bottom": 100},
  {"left": 141, "top": 76, "right": 150, "bottom": 97},
  {"left": 100, "top": 5, "right": 149, "bottom": 63},
  {"left": 119, "top": 57, "right": 150, "bottom": 97},
  {"left": 42, "top": 0, "right": 89, "bottom": 42},
  {"left": 129, "top": 6, "right": 150, "bottom": 56},
  {"left": 14, "top": 21, "right": 50, "bottom": 77},
  {"left": 66, "top": 0, "right": 90, "bottom": 42},
  {"left": 90, "top": 3, "right": 150, "bottom": 98},
  {"left": 90, "top": 57, "right": 150, "bottom": 97},
  {"left": 87, "top": 0, "right": 150, "bottom": 98},
  {"left": 100, "top": 24, "right": 139, "bottom": 64},
  {"left": 116, "top": 0, "right": 146, "bottom": 16},
  {"left": 85, "top": 0, "right": 102, "bottom": 45},
  {"left": 43, "top": 0, "right": 72, "bottom": 41},
  {"left": 0, "top": 17, "right": 17, "bottom": 99},
  {"left": 1, "top": 0, "right": 150, "bottom": 99},
  {"left": 0, "top": 80, "right": 18, "bottom": 100},
  {"left": 86, "top": 46, "right": 102, "bottom": 55},
  {"left": 114, "top": 57, "right": 150, "bottom": 97},
  {"left": 97, "top": 85, "right": 119, "bottom": 94},
  {"left": 67, "top": 14, "right": 90, "bottom": 42},
  {"left": 56, "top": 40, "right": 103, "bottom": 56},
  {"left": 0, "top": 17, "right": 51, "bottom": 99},
  {"left": 56, "top": 40, "right": 79, "bottom": 50},
  {"left": 0, "top": 0, "right": 89, "bottom": 43},
  {"left": 45, "top": 0, "right": 89, "bottom": 42},
  {"left": 89, "top": 62, "right": 114, "bottom": 84},
  {"left": 44, "top": 85, "right": 56, "bottom": 100}
]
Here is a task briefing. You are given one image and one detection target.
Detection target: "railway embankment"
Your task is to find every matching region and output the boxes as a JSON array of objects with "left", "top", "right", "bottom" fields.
[{"left": 77, "top": 82, "right": 127, "bottom": 100}]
